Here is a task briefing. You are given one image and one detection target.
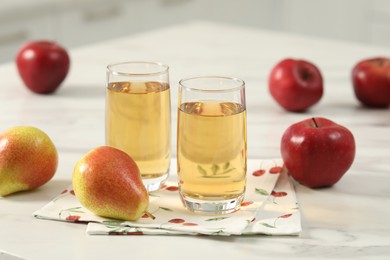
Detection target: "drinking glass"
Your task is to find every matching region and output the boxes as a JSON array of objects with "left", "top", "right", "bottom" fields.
[
  {"left": 106, "top": 61, "right": 171, "bottom": 192},
  {"left": 177, "top": 76, "right": 247, "bottom": 214}
]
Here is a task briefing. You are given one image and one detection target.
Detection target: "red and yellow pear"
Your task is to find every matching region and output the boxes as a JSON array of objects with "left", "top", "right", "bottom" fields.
[
  {"left": 72, "top": 146, "right": 149, "bottom": 221},
  {"left": 0, "top": 126, "right": 58, "bottom": 196}
]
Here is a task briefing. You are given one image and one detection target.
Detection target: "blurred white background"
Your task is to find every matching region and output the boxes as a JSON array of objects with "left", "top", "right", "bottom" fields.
[{"left": 1, "top": 0, "right": 389, "bottom": 63}]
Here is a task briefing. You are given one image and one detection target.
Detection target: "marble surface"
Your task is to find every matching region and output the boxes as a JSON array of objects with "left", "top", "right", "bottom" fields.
[{"left": 0, "top": 21, "right": 390, "bottom": 259}]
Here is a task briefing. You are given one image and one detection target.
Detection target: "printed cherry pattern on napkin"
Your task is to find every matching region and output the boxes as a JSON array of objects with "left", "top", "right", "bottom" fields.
[
  {"left": 59, "top": 206, "right": 85, "bottom": 221},
  {"left": 269, "top": 166, "right": 282, "bottom": 174},
  {"left": 53, "top": 189, "right": 75, "bottom": 202},
  {"left": 252, "top": 169, "right": 265, "bottom": 177},
  {"left": 270, "top": 190, "right": 288, "bottom": 204},
  {"left": 241, "top": 201, "right": 254, "bottom": 207},
  {"left": 65, "top": 215, "right": 80, "bottom": 222},
  {"left": 259, "top": 213, "right": 294, "bottom": 229},
  {"left": 166, "top": 186, "right": 179, "bottom": 191},
  {"left": 165, "top": 218, "right": 200, "bottom": 227},
  {"left": 168, "top": 218, "right": 185, "bottom": 223},
  {"left": 252, "top": 162, "right": 284, "bottom": 199},
  {"left": 271, "top": 190, "right": 288, "bottom": 197},
  {"left": 253, "top": 161, "right": 283, "bottom": 177},
  {"left": 183, "top": 222, "right": 198, "bottom": 226},
  {"left": 164, "top": 217, "right": 225, "bottom": 228}
]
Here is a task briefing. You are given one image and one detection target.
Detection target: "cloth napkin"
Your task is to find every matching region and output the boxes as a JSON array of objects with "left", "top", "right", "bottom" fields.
[{"left": 33, "top": 159, "right": 301, "bottom": 236}]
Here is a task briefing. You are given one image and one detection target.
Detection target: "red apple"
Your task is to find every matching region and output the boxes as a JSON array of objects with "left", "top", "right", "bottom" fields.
[
  {"left": 281, "top": 117, "right": 355, "bottom": 188},
  {"left": 16, "top": 40, "right": 70, "bottom": 94},
  {"left": 351, "top": 57, "right": 390, "bottom": 108},
  {"left": 268, "top": 58, "right": 323, "bottom": 112}
]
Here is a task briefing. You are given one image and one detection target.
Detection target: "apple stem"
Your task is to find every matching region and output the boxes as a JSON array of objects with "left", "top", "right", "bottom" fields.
[
  {"left": 145, "top": 211, "right": 156, "bottom": 220},
  {"left": 301, "top": 69, "right": 312, "bottom": 80},
  {"left": 312, "top": 117, "right": 319, "bottom": 128}
]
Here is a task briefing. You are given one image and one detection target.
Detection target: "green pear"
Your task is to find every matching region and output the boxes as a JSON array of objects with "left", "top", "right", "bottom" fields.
[
  {"left": 72, "top": 146, "right": 149, "bottom": 221},
  {"left": 0, "top": 126, "right": 58, "bottom": 196}
]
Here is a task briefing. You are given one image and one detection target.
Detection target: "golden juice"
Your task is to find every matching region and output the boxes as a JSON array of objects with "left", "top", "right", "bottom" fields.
[
  {"left": 106, "top": 81, "right": 171, "bottom": 179},
  {"left": 177, "top": 101, "right": 247, "bottom": 200}
]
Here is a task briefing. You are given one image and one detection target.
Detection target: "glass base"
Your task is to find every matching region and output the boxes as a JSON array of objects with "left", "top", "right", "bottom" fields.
[
  {"left": 180, "top": 193, "right": 244, "bottom": 215},
  {"left": 142, "top": 172, "right": 169, "bottom": 192}
]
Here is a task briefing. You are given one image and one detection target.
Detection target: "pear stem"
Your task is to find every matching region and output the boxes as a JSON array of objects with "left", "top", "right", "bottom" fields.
[{"left": 145, "top": 211, "right": 156, "bottom": 220}]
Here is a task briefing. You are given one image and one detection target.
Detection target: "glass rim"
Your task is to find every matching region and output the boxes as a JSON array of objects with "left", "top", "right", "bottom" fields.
[
  {"left": 107, "top": 61, "right": 169, "bottom": 76},
  {"left": 179, "top": 76, "right": 245, "bottom": 93}
]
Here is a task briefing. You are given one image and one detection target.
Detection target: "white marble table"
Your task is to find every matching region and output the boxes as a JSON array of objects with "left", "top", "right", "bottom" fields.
[{"left": 0, "top": 21, "right": 390, "bottom": 259}]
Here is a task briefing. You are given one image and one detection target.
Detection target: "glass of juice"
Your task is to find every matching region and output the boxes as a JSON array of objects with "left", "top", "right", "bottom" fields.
[
  {"left": 177, "top": 76, "right": 247, "bottom": 214},
  {"left": 106, "top": 61, "right": 171, "bottom": 192}
]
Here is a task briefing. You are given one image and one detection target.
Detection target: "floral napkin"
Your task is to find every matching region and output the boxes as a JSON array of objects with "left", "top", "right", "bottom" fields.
[{"left": 33, "top": 159, "right": 301, "bottom": 236}]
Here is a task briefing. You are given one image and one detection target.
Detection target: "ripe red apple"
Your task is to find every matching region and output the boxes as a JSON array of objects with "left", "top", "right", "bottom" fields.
[
  {"left": 281, "top": 117, "right": 355, "bottom": 188},
  {"left": 16, "top": 40, "right": 70, "bottom": 94},
  {"left": 351, "top": 57, "right": 390, "bottom": 108},
  {"left": 268, "top": 58, "right": 323, "bottom": 112}
]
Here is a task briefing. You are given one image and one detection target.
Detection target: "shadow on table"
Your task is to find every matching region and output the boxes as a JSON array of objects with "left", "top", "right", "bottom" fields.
[{"left": 1, "top": 179, "right": 71, "bottom": 203}]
